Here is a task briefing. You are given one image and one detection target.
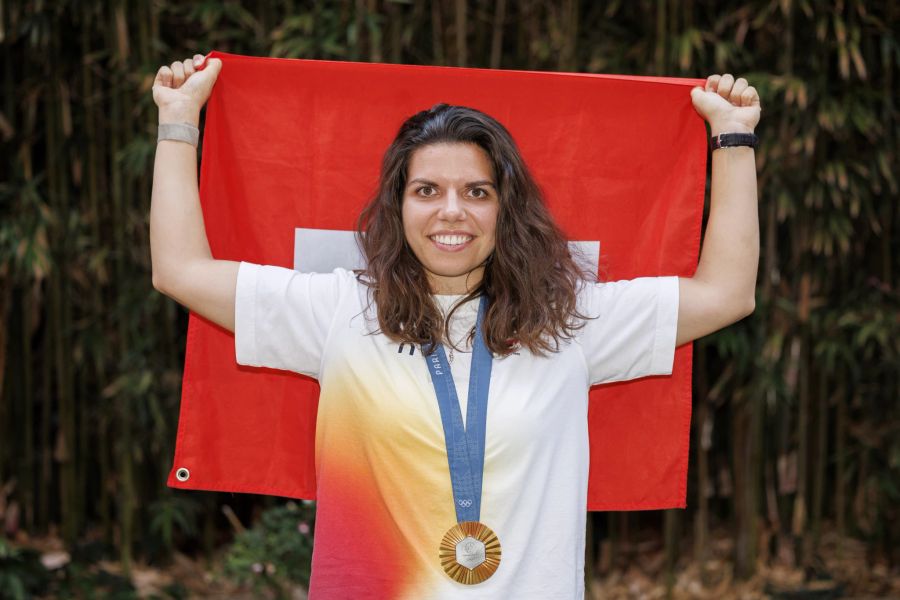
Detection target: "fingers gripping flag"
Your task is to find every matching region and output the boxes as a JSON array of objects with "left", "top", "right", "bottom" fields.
[{"left": 169, "top": 51, "right": 706, "bottom": 511}]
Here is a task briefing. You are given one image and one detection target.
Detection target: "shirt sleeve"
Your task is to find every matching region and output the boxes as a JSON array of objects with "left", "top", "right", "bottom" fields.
[
  {"left": 234, "top": 261, "right": 350, "bottom": 378},
  {"left": 578, "top": 276, "right": 680, "bottom": 385}
]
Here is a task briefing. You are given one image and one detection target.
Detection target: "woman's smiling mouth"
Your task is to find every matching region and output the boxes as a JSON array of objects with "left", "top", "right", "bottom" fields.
[{"left": 429, "top": 233, "right": 474, "bottom": 251}]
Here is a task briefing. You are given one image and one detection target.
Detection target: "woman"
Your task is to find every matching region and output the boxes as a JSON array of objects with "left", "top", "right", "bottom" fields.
[{"left": 151, "top": 54, "right": 760, "bottom": 599}]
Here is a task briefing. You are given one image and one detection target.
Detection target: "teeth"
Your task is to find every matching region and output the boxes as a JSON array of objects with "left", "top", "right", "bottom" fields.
[{"left": 431, "top": 234, "right": 472, "bottom": 246}]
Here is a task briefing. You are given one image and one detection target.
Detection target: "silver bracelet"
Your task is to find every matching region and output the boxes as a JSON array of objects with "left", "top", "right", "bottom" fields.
[{"left": 158, "top": 122, "right": 200, "bottom": 147}]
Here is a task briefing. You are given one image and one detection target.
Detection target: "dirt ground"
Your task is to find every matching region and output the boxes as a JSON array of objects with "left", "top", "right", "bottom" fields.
[{"left": 16, "top": 528, "right": 900, "bottom": 599}]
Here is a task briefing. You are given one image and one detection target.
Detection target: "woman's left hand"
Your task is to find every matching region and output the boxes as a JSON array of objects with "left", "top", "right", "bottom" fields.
[{"left": 690, "top": 73, "right": 761, "bottom": 136}]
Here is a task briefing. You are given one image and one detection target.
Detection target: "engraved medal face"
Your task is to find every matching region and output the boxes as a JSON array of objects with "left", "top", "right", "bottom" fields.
[
  {"left": 455, "top": 536, "right": 486, "bottom": 569},
  {"left": 439, "top": 521, "right": 501, "bottom": 584}
]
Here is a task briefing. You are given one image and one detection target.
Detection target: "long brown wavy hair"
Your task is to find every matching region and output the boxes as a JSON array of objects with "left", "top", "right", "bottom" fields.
[{"left": 356, "top": 104, "right": 590, "bottom": 357}]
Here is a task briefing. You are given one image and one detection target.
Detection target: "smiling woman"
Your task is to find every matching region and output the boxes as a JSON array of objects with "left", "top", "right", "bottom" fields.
[{"left": 150, "top": 54, "right": 759, "bottom": 599}]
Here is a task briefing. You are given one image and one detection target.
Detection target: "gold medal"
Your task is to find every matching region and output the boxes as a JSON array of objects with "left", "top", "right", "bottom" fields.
[{"left": 439, "top": 521, "right": 501, "bottom": 585}]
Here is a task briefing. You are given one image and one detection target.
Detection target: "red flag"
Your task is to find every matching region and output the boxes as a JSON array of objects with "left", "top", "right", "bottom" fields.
[{"left": 168, "top": 51, "right": 705, "bottom": 511}]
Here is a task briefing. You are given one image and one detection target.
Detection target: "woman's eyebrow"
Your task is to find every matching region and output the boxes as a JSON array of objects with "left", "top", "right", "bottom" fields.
[{"left": 406, "top": 178, "right": 496, "bottom": 188}]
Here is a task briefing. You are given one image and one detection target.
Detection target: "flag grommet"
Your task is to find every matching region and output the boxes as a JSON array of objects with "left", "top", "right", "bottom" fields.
[{"left": 176, "top": 467, "right": 190, "bottom": 482}]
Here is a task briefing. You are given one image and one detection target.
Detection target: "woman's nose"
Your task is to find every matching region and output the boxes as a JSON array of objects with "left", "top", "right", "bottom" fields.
[{"left": 437, "top": 191, "right": 465, "bottom": 220}]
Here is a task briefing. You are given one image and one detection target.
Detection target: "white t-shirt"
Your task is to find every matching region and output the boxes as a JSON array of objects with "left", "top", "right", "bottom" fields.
[{"left": 234, "top": 263, "right": 679, "bottom": 599}]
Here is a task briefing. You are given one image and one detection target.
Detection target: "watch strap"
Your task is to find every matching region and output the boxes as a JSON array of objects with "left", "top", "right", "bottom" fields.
[{"left": 710, "top": 132, "right": 758, "bottom": 150}]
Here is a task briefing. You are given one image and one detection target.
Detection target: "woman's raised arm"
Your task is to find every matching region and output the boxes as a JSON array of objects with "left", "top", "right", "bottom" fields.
[
  {"left": 150, "top": 54, "right": 240, "bottom": 332},
  {"left": 675, "top": 73, "right": 761, "bottom": 347}
]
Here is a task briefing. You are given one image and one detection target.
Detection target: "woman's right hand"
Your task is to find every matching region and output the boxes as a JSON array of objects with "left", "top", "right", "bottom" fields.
[{"left": 152, "top": 54, "right": 223, "bottom": 126}]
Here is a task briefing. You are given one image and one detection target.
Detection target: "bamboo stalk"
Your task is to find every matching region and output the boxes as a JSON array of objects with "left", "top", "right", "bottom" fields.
[
  {"left": 108, "top": 0, "right": 135, "bottom": 573},
  {"left": 835, "top": 381, "right": 847, "bottom": 545},
  {"left": 353, "top": 0, "right": 365, "bottom": 61},
  {"left": 749, "top": 389, "right": 763, "bottom": 571},
  {"left": 733, "top": 393, "right": 756, "bottom": 578},
  {"left": 606, "top": 512, "right": 617, "bottom": 575},
  {"left": 764, "top": 410, "right": 784, "bottom": 560},
  {"left": 525, "top": 0, "right": 540, "bottom": 69},
  {"left": 664, "top": 509, "right": 680, "bottom": 597},
  {"left": 489, "top": 0, "right": 505, "bottom": 69},
  {"left": 811, "top": 369, "right": 828, "bottom": 551},
  {"left": 455, "top": 0, "right": 467, "bottom": 66},
  {"left": 60, "top": 78, "right": 79, "bottom": 551},
  {"left": 386, "top": 0, "right": 400, "bottom": 63},
  {"left": 882, "top": 0, "right": 895, "bottom": 288},
  {"left": 367, "top": 0, "right": 382, "bottom": 62},
  {"left": 793, "top": 331, "right": 809, "bottom": 565},
  {"left": 431, "top": 0, "right": 444, "bottom": 65},
  {"left": 23, "top": 288, "right": 35, "bottom": 530},
  {"left": 654, "top": 0, "right": 666, "bottom": 74},
  {"left": 0, "top": 8, "right": 13, "bottom": 499},
  {"left": 557, "top": 0, "right": 578, "bottom": 71},
  {"left": 693, "top": 341, "right": 709, "bottom": 562},
  {"left": 1, "top": 0, "right": 11, "bottom": 121},
  {"left": 0, "top": 284, "right": 10, "bottom": 497},
  {"left": 44, "top": 26, "right": 79, "bottom": 544}
]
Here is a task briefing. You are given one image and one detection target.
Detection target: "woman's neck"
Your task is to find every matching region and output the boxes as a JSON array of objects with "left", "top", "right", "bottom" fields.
[{"left": 427, "top": 266, "right": 484, "bottom": 295}]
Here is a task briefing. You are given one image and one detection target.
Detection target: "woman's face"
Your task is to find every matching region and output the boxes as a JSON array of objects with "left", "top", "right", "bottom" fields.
[{"left": 401, "top": 142, "right": 500, "bottom": 295}]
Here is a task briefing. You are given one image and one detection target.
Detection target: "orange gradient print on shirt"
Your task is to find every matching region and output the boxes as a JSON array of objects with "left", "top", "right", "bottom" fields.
[{"left": 168, "top": 52, "right": 705, "bottom": 511}]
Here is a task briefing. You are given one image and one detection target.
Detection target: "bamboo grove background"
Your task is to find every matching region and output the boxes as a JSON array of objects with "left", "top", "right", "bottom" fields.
[{"left": 1, "top": 0, "right": 898, "bottom": 591}]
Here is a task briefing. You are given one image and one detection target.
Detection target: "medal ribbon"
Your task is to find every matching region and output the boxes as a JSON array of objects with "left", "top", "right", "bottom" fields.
[{"left": 424, "top": 295, "right": 493, "bottom": 524}]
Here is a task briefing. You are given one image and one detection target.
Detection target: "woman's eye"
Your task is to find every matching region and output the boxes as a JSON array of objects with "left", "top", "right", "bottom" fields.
[{"left": 414, "top": 185, "right": 490, "bottom": 199}]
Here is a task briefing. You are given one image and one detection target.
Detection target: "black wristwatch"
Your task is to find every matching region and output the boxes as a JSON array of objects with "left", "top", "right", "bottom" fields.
[{"left": 710, "top": 132, "right": 759, "bottom": 150}]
